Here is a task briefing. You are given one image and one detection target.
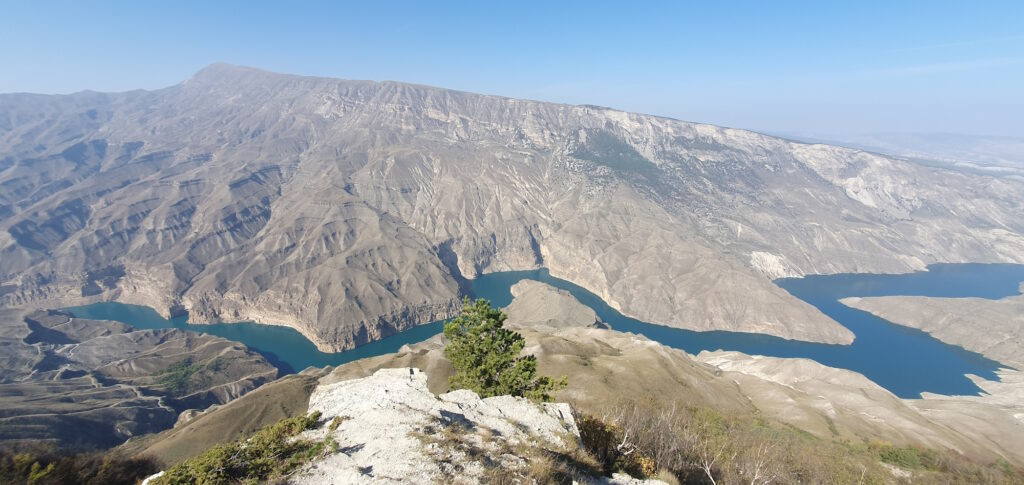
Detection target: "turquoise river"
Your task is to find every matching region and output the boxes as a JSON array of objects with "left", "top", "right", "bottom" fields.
[{"left": 65, "top": 263, "right": 1024, "bottom": 398}]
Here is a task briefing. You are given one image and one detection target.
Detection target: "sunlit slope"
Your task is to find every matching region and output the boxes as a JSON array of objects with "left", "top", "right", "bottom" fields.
[{"left": 3, "top": 64, "right": 1024, "bottom": 351}]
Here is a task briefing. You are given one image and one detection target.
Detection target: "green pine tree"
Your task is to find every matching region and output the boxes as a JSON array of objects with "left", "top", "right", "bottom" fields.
[{"left": 443, "top": 297, "right": 566, "bottom": 401}]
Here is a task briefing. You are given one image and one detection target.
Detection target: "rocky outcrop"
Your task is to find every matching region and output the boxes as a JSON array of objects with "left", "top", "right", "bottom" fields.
[
  {"left": 293, "top": 367, "right": 659, "bottom": 484},
  {"left": 3, "top": 64, "right": 1024, "bottom": 350},
  {"left": 0, "top": 308, "right": 276, "bottom": 449}
]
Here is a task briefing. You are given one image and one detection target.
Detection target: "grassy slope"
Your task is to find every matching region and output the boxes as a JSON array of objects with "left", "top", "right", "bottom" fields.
[{"left": 119, "top": 370, "right": 326, "bottom": 466}]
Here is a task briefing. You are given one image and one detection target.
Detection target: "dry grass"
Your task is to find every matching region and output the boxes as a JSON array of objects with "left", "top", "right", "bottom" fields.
[
  {"left": 0, "top": 444, "right": 159, "bottom": 485},
  {"left": 653, "top": 468, "right": 682, "bottom": 485},
  {"left": 411, "top": 415, "right": 604, "bottom": 484},
  {"left": 120, "top": 371, "right": 327, "bottom": 466},
  {"left": 575, "top": 398, "right": 1024, "bottom": 485},
  {"left": 151, "top": 411, "right": 333, "bottom": 485}
]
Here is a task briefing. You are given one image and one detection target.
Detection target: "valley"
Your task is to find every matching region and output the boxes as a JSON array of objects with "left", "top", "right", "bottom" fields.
[
  {"left": 2, "top": 65, "right": 1024, "bottom": 481},
  {"left": 61, "top": 263, "right": 1023, "bottom": 398},
  {"left": 4, "top": 2, "right": 1023, "bottom": 481},
  {"left": 0, "top": 308, "right": 276, "bottom": 449}
]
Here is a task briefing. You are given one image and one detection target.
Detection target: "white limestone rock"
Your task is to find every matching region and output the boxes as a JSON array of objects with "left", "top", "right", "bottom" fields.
[{"left": 292, "top": 367, "right": 615, "bottom": 484}]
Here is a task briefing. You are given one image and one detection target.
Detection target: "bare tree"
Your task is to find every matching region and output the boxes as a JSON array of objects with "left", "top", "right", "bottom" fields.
[
  {"left": 735, "top": 439, "right": 780, "bottom": 485},
  {"left": 686, "top": 413, "right": 733, "bottom": 485}
]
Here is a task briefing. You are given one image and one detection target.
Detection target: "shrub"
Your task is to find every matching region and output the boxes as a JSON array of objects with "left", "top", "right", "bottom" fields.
[
  {"left": 443, "top": 297, "right": 566, "bottom": 401},
  {"left": 574, "top": 412, "right": 620, "bottom": 474},
  {"left": 154, "top": 411, "right": 328, "bottom": 484},
  {"left": 575, "top": 398, "right": 1024, "bottom": 484},
  {"left": 156, "top": 358, "right": 206, "bottom": 396},
  {"left": 576, "top": 398, "right": 885, "bottom": 484},
  {"left": 878, "top": 444, "right": 924, "bottom": 469},
  {"left": 0, "top": 445, "right": 159, "bottom": 485},
  {"left": 327, "top": 415, "right": 349, "bottom": 432}
]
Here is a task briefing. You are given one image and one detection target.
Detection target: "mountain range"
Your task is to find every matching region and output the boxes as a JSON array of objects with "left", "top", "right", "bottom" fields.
[{"left": 2, "top": 64, "right": 1023, "bottom": 351}]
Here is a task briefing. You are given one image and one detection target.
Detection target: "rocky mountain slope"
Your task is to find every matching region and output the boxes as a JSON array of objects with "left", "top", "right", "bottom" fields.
[
  {"left": 0, "top": 308, "right": 276, "bottom": 449},
  {"left": 3, "top": 64, "right": 1024, "bottom": 351},
  {"left": 119, "top": 368, "right": 329, "bottom": 465},
  {"left": 697, "top": 351, "right": 1024, "bottom": 465}
]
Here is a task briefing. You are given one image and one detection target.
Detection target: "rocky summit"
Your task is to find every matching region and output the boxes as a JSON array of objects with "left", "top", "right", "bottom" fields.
[
  {"left": 296, "top": 367, "right": 581, "bottom": 483},
  {"left": 3, "top": 64, "right": 1024, "bottom": 352}
]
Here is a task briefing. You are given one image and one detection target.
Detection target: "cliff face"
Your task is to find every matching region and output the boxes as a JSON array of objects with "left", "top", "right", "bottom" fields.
[{"left": 3, "top": 64, "right": 1024, "bottom": 350}]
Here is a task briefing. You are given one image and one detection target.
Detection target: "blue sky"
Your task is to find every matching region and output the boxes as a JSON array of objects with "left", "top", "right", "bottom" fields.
[{"left": 1, "top": 1, "right": 1021, "bottom": 136}]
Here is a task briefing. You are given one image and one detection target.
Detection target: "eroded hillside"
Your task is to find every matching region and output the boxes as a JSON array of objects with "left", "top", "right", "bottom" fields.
[
  {"left": 3, "top": 64, "right": 1024, "bottom": 350},
  {"left": 0, "top": 308, "right": 276, "bottom": 449}
]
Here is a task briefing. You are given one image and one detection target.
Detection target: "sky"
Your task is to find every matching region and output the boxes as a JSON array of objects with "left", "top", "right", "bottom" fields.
[{"left": 1, "top": 1, "right": 1022, "bottom": 137}]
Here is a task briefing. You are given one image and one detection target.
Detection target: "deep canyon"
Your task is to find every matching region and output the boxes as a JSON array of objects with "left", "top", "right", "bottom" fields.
[{"left": 4, "top": 64, "right": 1024, "bottom": 355}]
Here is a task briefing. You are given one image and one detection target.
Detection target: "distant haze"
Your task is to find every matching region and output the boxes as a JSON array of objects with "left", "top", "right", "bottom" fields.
[
  {"left": 1, "top": 2, "right": 1022, "bottom": 137},
  {"left": 780, "top": 132, "right": 1024, "bottom": 170}
]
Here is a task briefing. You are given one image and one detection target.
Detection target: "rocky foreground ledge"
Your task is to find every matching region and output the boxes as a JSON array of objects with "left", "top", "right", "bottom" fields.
[{"left": 291, "top": 367, "right": 659, "bottom": 484}]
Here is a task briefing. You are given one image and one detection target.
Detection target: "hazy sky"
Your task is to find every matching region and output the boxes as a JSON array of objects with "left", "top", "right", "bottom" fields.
[{"left": 1, "top": 1, "right": 1022, "bottom": 137}]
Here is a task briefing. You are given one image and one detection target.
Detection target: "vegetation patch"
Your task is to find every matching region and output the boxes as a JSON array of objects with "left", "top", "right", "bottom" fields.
[
  {"left": 154, "top": 356, "right": 239, "bottom": 397},
  {"left": 156, "top": 358, "right": 208, "bottom": 396},
  {"left": 0, "top": 444, "right": 158, "bottom": 485},
  {"left": 575, "top": 398, "right": 1024, "bottom": 484},
  {"left": 825, "top": 415, "right": 840, "bottom": 437},
  {"left": 153, "top": 411, "right": 331, "bottom": 484},
  {"left": 877, "top": 444, "right": 925, "bottom": 469},
  {"left": 327, "top": 415, "right": 349, "bottom": 432},
  {"left": 444, "top": 298, "right": 566, "bottom": 401},
  {"left": 570, "top": 129, "right": 658, "bottom": 174}
]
